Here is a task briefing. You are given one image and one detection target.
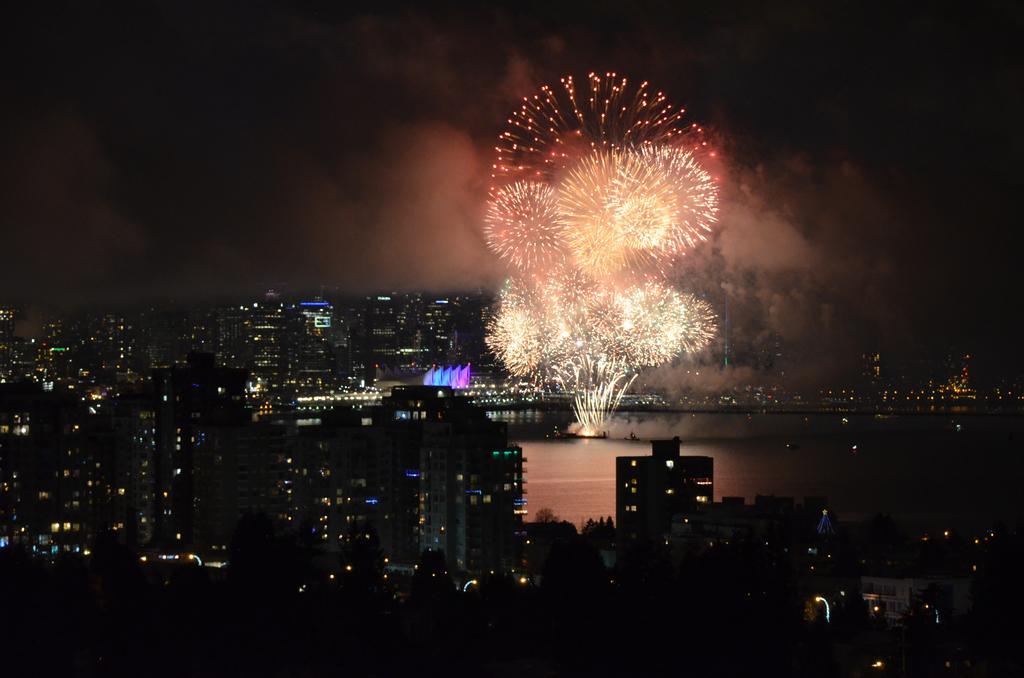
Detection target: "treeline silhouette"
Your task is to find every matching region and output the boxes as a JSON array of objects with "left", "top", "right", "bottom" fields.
[{"left": 2, "top": 514, "right": 1022, "bottom": 677}]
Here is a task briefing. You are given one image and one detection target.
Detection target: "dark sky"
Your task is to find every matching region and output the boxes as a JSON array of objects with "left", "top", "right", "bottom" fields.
[{"left": 2, "top": 1, "right": 1022, "bottom": 381}]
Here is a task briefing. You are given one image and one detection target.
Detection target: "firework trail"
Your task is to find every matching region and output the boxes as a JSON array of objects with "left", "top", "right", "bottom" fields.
[
  {"left": 485, "top": 72, "right": 719, "bottom": 435},
  {"left": 554, "top": 355, "right": 637, "bottom": 437}
]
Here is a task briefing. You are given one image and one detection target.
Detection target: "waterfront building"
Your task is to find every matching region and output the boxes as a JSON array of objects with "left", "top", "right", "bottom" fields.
[{"left": 616, "top": 438, "right": 713, "bottom": 544}]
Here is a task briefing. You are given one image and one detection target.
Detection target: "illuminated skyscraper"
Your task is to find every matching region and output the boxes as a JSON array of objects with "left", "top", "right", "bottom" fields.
[
  {"left": 215, "top": 305, "right": 253, "bottom": 370},
  {"left": 95, "top": 313, "right": 134, "bottom": 383},
  {"left": 358, "top": 295, "right": 399, "bottom": 383},
  {"left": 418, "top": 297, "right": 453, "bottom": 364},
  {"left": 287, "top": 300, "right": 337, "bottom": 395},
  {"left": 0, "top": 307, "right": 15, "bottom": 382},
  {"left": 248, "top": 300, "right": 287, "bottom": 399}
]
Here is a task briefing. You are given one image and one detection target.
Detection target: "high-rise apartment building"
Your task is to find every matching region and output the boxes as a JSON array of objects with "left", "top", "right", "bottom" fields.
[
  {"left": 286, "top": 385, "right": 525, "bottom": 574},
  {"left": 616, "top": 438, "right": 713, "bottom": 544},
  {"left": 0, "top": 307, "right": 15, "bottom": 382},
  {"left": 152, "top": 352, "right": 248, "bottom": 547},
  {"left": 0, "top": 385, "right": 89, "bottom": 554}
]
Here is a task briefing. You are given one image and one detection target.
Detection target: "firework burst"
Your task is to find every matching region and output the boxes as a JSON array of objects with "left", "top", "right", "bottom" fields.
[
  {"left": 637, "top": 145, "right": 719, "bottom": 252},
  {"left": 558, "top": 149, "right": 677, "bottom": 277},
  {"left": 485, "top": 280, "right": 546, "bottom": 377},
  {"left": 607, "top": 283, "right": 717, "bottom": 365},
  {"left": 492, "top": 72, "right": 695, "bottom": 186},
  {"left": 484, "top": 181, "right": 567, "bottom": 271},
  {"left": 485, "top": 73, "right": 720, "bottom": 435}
]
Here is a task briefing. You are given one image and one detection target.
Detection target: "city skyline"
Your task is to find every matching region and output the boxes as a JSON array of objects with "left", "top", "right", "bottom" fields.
[
  {"left": 1, "top": 291, "right": 1018, "bottom": 402},
  {"left": 3, "top": 2, "right": 1024, "bottom": 384}
]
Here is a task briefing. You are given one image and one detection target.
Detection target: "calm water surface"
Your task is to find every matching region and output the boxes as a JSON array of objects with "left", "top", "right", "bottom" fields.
[{"left": 489, "top": 410, "right": 1024, "bottom": 534}]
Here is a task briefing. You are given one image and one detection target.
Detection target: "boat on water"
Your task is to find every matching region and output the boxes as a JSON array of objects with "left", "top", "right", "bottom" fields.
[{"left": 786, "top": 442, "right": 801, "bottom": 450}]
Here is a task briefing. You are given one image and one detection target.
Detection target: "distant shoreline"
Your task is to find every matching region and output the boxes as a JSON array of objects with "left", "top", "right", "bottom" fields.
[{"left": 478, "top": 402, "right": 1024, "bottom": 417}]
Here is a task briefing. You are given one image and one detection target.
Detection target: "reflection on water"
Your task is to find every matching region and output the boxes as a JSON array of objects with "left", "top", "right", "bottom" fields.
[{"left": 497, "top": 410, "right": 1024, "bottom": 533}]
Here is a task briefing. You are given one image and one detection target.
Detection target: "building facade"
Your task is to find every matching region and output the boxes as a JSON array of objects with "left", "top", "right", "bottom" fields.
[{"left": 616, "top": 438, "right": 713, "bottom": 544}]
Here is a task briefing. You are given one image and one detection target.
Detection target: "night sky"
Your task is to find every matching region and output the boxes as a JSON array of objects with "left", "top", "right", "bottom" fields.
[{"left": 2, "top": 1, "right": 1022, "bottom": 383}]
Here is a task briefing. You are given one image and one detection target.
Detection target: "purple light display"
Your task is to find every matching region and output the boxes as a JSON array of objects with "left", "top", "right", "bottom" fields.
[{"left": 423, "top": 364, "right": 471, "bottom": 389}]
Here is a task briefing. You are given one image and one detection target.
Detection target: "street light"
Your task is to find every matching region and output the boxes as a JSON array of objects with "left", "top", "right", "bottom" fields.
[
  {"left": 462, "top": 579, "right": 479, "bottom": 593},
  {"left": 814, "top": 596, "right": 831, "bottom": 623}
]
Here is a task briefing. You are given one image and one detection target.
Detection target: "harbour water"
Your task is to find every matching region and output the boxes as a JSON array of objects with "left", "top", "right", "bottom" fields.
[{"left": 488, "top": 410, "right": 1024, "bottom": 534}]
